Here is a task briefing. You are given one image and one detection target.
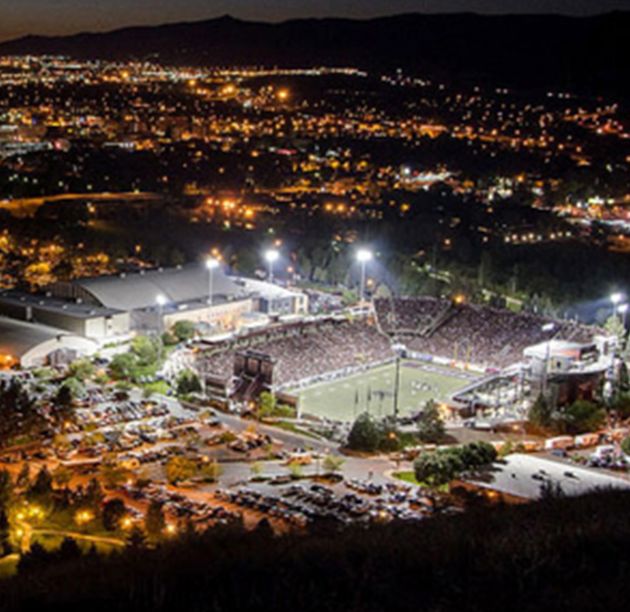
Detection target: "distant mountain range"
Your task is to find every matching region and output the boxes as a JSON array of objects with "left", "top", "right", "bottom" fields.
[{"left": 0, "top": 13, "right": 628, "bottom": 97}]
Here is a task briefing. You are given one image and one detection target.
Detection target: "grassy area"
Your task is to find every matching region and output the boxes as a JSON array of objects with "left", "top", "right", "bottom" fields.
[
  {"left": 142, "top": 380, "right": 170, "bottom": 397},
  {"left": 393, "top": 471, "right": 421, "bottom": 485},
  {"left": 292, "top": 360, "right": 473, "bottom": 422},
  {"left": 392, "top": 471, "right": 449, "bottom": 492}
]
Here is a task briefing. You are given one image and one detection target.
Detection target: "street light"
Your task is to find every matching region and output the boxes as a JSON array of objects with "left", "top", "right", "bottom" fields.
[
  {"left": 205, "top": 257, "right": 220, "bottom": 306},
  {"left": 356, "top": 248, "right": 373, "bottom": 304},
  {"left": 265, "top": 249, "right": 279, "bottom": 283}
]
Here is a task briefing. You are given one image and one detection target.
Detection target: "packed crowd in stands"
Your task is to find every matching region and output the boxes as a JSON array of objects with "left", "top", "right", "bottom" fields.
[
  {"left": 374, "top": 296, "right": 445, "bottom": 334},
  {"left": 374, "top": 297, "right": 597, "bottom": 369},
  {"left": 199, "top": 318, "right": 393, "bottom": 387},
  {"left": 195, "top": 299, "right": 599, "bottom": 390}
]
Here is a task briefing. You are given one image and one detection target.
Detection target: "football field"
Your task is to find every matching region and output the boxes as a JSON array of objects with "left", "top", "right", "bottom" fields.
[{"left": 292, "top": 360, "right": 476, "bottom": 422}]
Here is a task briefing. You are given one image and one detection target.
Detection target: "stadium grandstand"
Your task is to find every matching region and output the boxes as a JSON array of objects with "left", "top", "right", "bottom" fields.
[
  {"left": 373, "top": 297, "right": 599, "bottom": 370},
  {"left": 198, "top": 316, "right": 393, "bottom": 392},
  {"left": 194, "top": 297, "right": 605, "bottom": 406}
]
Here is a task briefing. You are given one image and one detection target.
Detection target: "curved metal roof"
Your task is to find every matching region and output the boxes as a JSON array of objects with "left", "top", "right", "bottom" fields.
[
  {"left": 73, "top": 264, "right": 243, "bottom": 311},
  {"left": 0, "top": 317, "right": 95, "bottom": 362}
]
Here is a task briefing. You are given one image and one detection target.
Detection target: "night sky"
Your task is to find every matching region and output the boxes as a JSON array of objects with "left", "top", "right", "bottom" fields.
[{"left": 1, "top": 0, "right": 630, "bottom": 41}]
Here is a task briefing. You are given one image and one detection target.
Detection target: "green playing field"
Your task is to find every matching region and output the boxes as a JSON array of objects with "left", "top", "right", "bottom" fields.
[{"left": 292, "top": 360, "right": 475, "bottom": 422}]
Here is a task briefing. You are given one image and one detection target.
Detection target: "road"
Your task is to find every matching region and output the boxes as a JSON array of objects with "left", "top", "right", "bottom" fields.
[
  {"left": 0, "top": 191, "right": 161, "bottom": 217},
  {"left": 150, "top": 393, "right": 397, "bottom": 484}
]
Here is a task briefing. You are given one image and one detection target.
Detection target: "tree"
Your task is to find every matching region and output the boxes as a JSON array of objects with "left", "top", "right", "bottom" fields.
[
  {"left": 528, "top": 394, "right": 552, "bottom": 428},
  {"left": 55, "top": 384, "right": 74, "bottom": 410},
  {"left": 414, "top": 452, "right": 458, "bottom": 488},
  {"left": 165, "top": 456, "right": 197, "bottom": 484},
  {"left": 347, "top": 413, "right": 380, "bottom": 452},
  {"left": 0, "top": 380, "right": 42, "bottom": 447},
  {"left": 28, "top": 466, "right": 53, "bottom": 503},
  {"left": 145, "top": 500, "right": 165, "bottom": 539},
  {"left": 199, "top": 460, "right": 222, "bottom": 483},
  {"left": 288, "top": 463, "right": 303, "bottom": 479},
  {"left": 376, "top": 422, "right": 400, "bottom": 452},
  {"left": 172, "top": 320, "right": 196, "bottom": 342},
  {"left": 620, "top": 436, "right": 630, "bottom": 456},
  {"left": 16, "top": 464, "right": 30, "bottom": 489},
  {"left": 99, "top": 462, "right": 130, "bottom": 490},
  {"left": 322, "top": 455, "right": 345, "bottom": 475},
  {"left": 605, "top": 314, "right": 626, "bottom": 348},
  {"left": 0, "top": 470, "right": 12, "bottom": 507},
  {"left": 68, "top": 359, "right": 95, "bottom": 380},
  {"left": 126, "top": 525, "right": 147, "bottom": 550},
  {"left": 52, "top": 465, "right": 72, "bottom": 488},
  {"left": 562, "top": 400, "right": 606, "bottom": 435},
  {"left": 257, "top": 392, "right": 277, "bottom": 418},
  {"left": 417, "top": 400, "right": 445, "bottom": 443},
  {"left": 57, "top": 537, "right": 82, "bottom": 562},
  {"left": 456, "top": 441, "right": 497, "bottom": 468},
  {"left": 131, "top": 335, "right": 160, "bottom": 366},
  {"left": 414, "top": 442, "right": 497, "bottom": 488},
  {"left": 109, "top": 352, "right": 138, "bottom": 380},
  {"left": 619, "top": 361, "right": 630, "bottom": 392},
  {"left": 84, "top": 478, "right": 104, "bottom": 513},
  {"left": 176, "top": 369, "right": 202, "bottom": 396},
  {"left": 0, "top": 505, "right": 11, "bottom": 555}
]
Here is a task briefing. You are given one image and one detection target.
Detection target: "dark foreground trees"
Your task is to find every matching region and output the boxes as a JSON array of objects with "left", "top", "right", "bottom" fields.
[{"left": 1, "top": 490, "right": 629, "bottom": 612}]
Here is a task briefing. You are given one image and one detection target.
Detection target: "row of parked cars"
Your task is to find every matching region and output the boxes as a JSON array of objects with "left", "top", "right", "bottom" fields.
[
  {"left": 123, "top": 483, "right": 241, "bottom": 525},
  {"left": 214, "top": 481, "right": 432, "bottom": 529},
  {"left": 75, "top": 399, "right": 170, "bottom": 430}
]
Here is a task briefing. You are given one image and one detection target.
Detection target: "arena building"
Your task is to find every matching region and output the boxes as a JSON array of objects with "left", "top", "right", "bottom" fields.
[
  {"left": 0, "top": 317, "right": 98, "bottom": 369},
  {"left": 0, "top": 263, "right": 308, "bottom": 368}
]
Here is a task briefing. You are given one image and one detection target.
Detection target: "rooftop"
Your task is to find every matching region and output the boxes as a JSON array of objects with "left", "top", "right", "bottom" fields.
[
  {"left": 0, "top": 316, "right": 75, "bottom": 358},
  {"left": 465, "top": 453, "right": 630, "bottom": 501},
  {"left": 69, "top": 264, "right": 245, "bottom": 311},
  {"left": 0, "top": 290, "right": 123, "bottom": 319}
]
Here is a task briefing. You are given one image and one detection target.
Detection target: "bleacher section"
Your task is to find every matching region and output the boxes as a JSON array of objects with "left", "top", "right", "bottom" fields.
[
  {"left": 374, "top": 298, "right": 597, "bottom": 369},
  {"left": 199, "top": 318, "right": 393, "bottom": 389}
]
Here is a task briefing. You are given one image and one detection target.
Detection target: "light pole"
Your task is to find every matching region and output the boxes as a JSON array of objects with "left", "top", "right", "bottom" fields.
[
  {"left": 618, "top": 303, "right": 628, "bottom": 328},
  {"left": 265, "top": 249, "right": 279, "bottom": 283},
  {"left": 356, "top": 248, "right": 373, "bottom": 304},
  {"left": 541, "top": 322, "right": 555, "bottom": 396},
  {"left": 393, "top": 355, "right": 401, "bottom": 421},
  {"left": 206, "top": 257, "right": 220, "bottom": 306},
  {"left": 156, "top": 294, "right": 166, "bottom": 362}
]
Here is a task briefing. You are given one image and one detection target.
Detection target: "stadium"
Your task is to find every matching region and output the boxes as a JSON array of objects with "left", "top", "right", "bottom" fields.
[
  {"left": 0, "top": 260, "right": 612, "bottom": 423},
  {"left": 193, "top": 296, "right": 610, "bottom": 424}
]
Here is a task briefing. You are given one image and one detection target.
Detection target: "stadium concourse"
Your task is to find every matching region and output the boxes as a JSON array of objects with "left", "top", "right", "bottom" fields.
[{"left": 193, "top": 297, "right": 601, "bottom": 405}]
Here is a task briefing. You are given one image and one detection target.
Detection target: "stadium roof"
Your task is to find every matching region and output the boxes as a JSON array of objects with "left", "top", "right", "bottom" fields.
[{"left": 72, "top": 264, "right": 244, "bottom": 312}]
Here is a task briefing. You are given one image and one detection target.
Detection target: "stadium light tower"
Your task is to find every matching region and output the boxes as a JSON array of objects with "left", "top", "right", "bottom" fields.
[
  {"left": 541, "top": 322, "right": 555, "bottom": 395},
  {"left": 356, "top": 248, "right": 373, "bottom": 304},
  {"left": 611, "top": 292, "right": 624, "bottom": 318},
  {"left": 156, "top": 294, "right": 167, "bottom": 362},
  {"left": 206, "top": 257, "right": 220, "bottom": 306},
  {"left": 618, "top": 303, "right": 628, "bottom": 328},
  {"left": 265, "top": 249, "right": 280, "bottom": 283}
]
